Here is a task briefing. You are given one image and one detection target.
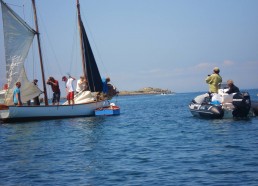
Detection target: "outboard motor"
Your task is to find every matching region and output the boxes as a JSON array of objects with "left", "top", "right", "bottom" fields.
[{"left": 232, "top": 92, "right": 251, "bottom": 117}]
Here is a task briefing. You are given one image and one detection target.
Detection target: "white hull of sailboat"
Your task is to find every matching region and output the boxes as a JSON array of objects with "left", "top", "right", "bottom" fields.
[{"left": 0, "top": 100, "right": 108, "bottom": 122}]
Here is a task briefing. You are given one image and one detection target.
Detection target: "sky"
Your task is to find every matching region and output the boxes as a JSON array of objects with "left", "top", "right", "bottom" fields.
[{"left": 1, "top": 0, "right": 258, "bottom": 94}]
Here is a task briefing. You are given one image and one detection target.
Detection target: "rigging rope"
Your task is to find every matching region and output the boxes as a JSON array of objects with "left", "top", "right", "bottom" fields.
[
  {"left": 80, "top": 9, "right": 119, "bottom": 90},
  {"left": 68, "top": 13, "right": 79, "bottom": 76},
  {"left": 37, "top": 12, "right": 63, "bottom": 76}
]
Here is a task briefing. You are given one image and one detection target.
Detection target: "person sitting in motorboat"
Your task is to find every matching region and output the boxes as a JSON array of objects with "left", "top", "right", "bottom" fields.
[
  {"left": 225, "top": 80, "right": 240, "bottom": 94},
  {"left": 205, "top": 67, "right": 222, "bottom": 94}
]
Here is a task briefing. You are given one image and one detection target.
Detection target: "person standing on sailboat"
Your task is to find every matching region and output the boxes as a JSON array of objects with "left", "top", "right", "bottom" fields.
[
  {"left": 3, "top": 84, "right": 8, "bottom": 90},
  {"left": 13, "top": 82, "right": 22, "bottom": 106},
  {"left": 62, "top": 76, "right": 76, "bottom": 105},
  {"left": 32, "top": 79, "right": 40, "bottom": 105},
  {"left": 76, "top": 76, "right": 87, "bottom": 94},
  {"left": 47, "top": 77, "right": 61, "bottom": 105}
]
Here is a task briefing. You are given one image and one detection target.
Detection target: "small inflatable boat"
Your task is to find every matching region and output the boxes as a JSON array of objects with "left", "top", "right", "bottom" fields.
[
  {"left": 189, "top": 83, "right": 253, "bottom": 119},
  {"left": 95, "top": 103, "right": 120, "bottom": 116}
]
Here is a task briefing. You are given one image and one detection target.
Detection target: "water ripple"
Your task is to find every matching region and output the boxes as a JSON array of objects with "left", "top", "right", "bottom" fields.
[{"left": 1, "top": 91, "right": 258, "bottom": 185}]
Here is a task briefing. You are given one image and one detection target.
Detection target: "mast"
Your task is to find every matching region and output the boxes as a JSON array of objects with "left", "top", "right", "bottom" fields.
[
  {"left": 76, "top": 0, "right": 87, "bottom": 83},
  {"left": 76, "top": 0, "right": 103, "bottom": 92},
  {"left": 31, "top": 0, "right": 48, "bottom": 105}
]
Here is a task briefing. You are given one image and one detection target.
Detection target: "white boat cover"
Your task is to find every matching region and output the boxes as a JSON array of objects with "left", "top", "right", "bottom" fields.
[{"left": 62, "top": 91, "right": 96, "bottom": 105}]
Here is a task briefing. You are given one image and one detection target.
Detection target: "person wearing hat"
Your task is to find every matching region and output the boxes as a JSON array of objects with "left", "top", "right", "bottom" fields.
[
  {"left": 226, "top": 80, "right": 240, "bottom": 94},
  {"left": 205, "top": 67, "right": 222, "bottom": 93}
]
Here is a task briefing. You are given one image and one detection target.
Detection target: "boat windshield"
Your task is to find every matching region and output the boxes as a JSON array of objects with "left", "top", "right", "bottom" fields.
[{"left": 219, "top": 82, "right": 229, "bottom": 89}]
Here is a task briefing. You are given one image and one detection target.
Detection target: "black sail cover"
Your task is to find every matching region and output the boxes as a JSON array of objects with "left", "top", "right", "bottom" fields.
[{"left": 80, "top": 18, "right": 103, "bottom": 92}]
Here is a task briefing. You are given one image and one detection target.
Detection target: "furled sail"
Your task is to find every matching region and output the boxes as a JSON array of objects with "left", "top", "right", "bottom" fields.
[
  {"left": 1, "top": 0, "right": 42, "bottom": 105},
  {"left": 79, "top": 18, "right": 103, "bottom": 92}
]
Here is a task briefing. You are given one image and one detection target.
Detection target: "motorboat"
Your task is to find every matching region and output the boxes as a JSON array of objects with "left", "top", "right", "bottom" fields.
[{"left": 189, "top": 83, "right": 254, "bottom": 119}]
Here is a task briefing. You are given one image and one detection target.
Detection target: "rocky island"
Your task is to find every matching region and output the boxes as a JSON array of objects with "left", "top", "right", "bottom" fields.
[{"left": 118, "top": 87, "right": 174, "bottom": 96}]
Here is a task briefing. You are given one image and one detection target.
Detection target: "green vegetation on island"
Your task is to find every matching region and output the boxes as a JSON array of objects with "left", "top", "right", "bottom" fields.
[{"left": 119, "top": 87, "right": 174, "bottom": 96}]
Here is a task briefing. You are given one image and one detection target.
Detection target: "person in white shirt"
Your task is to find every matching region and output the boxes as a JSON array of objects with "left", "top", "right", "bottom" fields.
[
  {"left": 76, "top": 76, "right": 87, "bottom": 93},
  {"left": 62, "top": 76, "right": 76, "bottom": 105}
]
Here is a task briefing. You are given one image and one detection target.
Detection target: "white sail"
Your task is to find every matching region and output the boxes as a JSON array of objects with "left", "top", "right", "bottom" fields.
[
  {"left": 0, "top": 0, "right": 115, "bottom": 122},
  {"left": 1, "top": 0, "right": 42, "bottom": 105}
]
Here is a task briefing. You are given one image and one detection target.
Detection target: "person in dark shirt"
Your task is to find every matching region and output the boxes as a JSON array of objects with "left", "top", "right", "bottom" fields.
[
  {"left": 226, "top": 80, "right": 240, "bottom": 94},
  {"left": 47, "top": 76, "right": 61, "bottom": 105},
  {"left": 32, "top": 79, "right": 40, "bottom": 105}
]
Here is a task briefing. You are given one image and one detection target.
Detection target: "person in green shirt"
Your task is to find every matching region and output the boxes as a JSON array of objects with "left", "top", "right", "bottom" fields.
[{"left": 205, "top": 67, "right": 222, "bottom": 93}]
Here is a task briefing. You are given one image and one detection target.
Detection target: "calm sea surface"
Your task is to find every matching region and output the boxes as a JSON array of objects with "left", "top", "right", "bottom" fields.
[{"left": 1, "top": 89, "right": 258, "bottom": 186}]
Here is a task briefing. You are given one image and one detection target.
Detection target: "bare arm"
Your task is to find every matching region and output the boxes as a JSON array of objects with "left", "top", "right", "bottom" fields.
[{"left": 16, "top": 92, "right": 22, "bottom": 106}]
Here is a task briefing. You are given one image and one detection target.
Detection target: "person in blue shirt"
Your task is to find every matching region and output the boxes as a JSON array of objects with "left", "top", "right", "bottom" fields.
[
  {"left": 102, "top": 77, "right": 118, "bottom": 99},
  {"left": 102, "top": 77, "right": 108, "bottom": 94},
  {"left": 13, "top": 82, "right": 22, "bottom": 106}
]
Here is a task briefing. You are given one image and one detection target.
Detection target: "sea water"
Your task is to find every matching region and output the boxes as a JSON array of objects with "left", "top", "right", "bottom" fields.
[{"left": 1, "top": 89, "right": 258, "bottom": 185}]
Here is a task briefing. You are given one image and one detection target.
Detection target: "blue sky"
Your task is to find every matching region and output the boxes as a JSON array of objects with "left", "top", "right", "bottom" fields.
[{"left": 1, "top": 0, "right": 258, "bottom": 94}]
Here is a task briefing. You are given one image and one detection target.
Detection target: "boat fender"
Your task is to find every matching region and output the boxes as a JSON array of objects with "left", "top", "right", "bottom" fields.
[
  {"left": 210, "top": 100, "right": 221, "bottom": 105},
  {"left": 0, "top": 104, "right": 9, "bottom": 110}
]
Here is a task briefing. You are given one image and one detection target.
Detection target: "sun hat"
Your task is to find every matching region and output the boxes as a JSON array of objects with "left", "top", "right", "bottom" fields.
[{"left": 213, "top": 67, "right": 220, "bottom": 72}]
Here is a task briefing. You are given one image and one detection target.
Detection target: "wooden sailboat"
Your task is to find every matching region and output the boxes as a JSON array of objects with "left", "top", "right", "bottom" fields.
[{"left": 0, "top": 0, "right": 116, "bottom": 122}]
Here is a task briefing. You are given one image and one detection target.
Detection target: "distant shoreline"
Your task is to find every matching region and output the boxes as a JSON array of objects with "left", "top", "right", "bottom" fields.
[
  {"left": 118, "top": 87, "right": 175, "bottom": 96},
  {"left": 118, "top": 92, "right": 175, "bottom": 96}
]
